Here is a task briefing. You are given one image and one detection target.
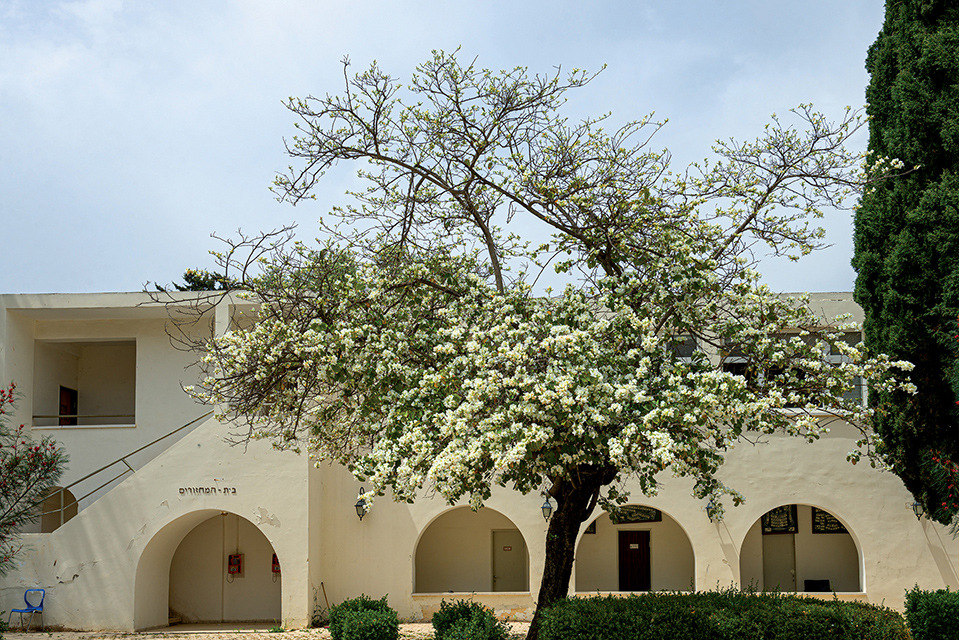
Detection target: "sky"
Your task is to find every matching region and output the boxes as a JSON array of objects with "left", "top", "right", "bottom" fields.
[{"left": 0, "top": 0, "right": 887, "bottom": 294}]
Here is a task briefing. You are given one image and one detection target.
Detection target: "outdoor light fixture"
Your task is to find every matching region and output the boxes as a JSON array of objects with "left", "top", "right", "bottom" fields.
[
  {"left": 912, "top": 501, "right": 924, "bottom": 520},
  {"left": 706, "top": 500, "right": 717, "bottom": 523},
  {"left": 355, "top": 487, "right": 368, "bottom": 521},
  {"left": 541, "top": 496, "right": 553, "bottom": 522}
]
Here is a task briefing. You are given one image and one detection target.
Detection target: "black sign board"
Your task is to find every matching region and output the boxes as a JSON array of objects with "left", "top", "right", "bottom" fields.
[
  {"left": 611, "top": 505, "right": 662, "bottom": 524},
  {"left": 812, "top": 507, "right": 848, "bottom": 533},
  {"left": 761, "top": 505, "right": 798, "bottom": 534}
]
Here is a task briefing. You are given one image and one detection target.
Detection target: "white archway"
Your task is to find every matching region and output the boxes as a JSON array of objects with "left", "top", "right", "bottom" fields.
[
  {"left": 575, "top": 504, "right": 695, "bottom": 592},
  {"left": 414, "top": 506, "right": 530, "bottom": 593},
  {"left": 134, "top": 510, "right": 282, "bottom": 629},
  {"left": 739, "top": 503, "right": 861, "bottom": 592}
]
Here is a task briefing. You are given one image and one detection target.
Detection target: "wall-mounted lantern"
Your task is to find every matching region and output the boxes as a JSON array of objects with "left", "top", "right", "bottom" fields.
[
  {"left": 706, "top": 500, "right": 717, "bottom": 523},
  {"left": 355, "top": 487, "right": 368, "bottom": 521},
  {"left": 911, "top": 501, "right": 924, "bottom": 520},
  {"left": 541, "top": 496, "right": 553, "bottom": 522}
]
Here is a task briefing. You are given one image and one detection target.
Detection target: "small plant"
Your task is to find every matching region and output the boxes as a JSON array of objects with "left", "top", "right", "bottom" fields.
[
  {"left": 268, "top": 621, "right": 285, "bottom": 633},
  {"left": 432, "top": 599, "right": 509, "bottom": 640},
  {"left": 329, "top": 595, "right": 398, "bottom": 640}
]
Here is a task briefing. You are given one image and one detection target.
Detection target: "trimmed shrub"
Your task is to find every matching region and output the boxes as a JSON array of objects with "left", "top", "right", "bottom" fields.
[
  {"left": 538, "top": 591, "right": 910, "bottom": 640},
  {"left": 432, "top": 599, "right": 510, "bottom": 640},
  {"left": 339, "top": 609, "right": 399, "bottom": 640},
  {"left": 329, "top": 595, "right": 397, "bottom": 640},
  {"left": 905, "top": 585, "right": 959, "bottom": 640}
]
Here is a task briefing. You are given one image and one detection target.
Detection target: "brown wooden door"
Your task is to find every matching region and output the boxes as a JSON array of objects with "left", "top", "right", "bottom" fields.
[
  {"left": 59, "top": 386, "right": 78, "bottom": 426},
  {"left": 618, "top": 530, "right": 651, "bottom": 591}
]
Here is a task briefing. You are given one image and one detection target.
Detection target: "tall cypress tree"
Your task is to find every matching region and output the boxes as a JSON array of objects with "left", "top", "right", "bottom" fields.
[{"left": 853, "top": 0, "right": 958, "bottom": 526}]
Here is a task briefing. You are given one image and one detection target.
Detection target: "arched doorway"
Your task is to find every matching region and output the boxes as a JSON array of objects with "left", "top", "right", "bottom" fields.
[
  {"left": 415, "top": 507, "right": 529, "bottom": 593},
  {"left": 169, "top": 512, "right": 282, "bottom": 623},
  {"left": 134, "top": 510, "right": 282, "bottom": 629},
  {"left": 40, "top": 487, "right": 78, "bottom": 532},
  {"left": 739, "top": 504, "right": 861, "bottom": 592},
  {"left": 575, "top": 505, "right": 695, "bottom": 592}
]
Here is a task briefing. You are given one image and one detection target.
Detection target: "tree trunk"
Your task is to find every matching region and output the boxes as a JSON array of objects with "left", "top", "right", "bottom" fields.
[{"left": 526, "top": 465, "right": 617, "bottom": 640}]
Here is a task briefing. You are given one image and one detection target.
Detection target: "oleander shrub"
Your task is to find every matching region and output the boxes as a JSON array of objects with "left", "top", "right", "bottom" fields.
[
  {"left": 432, "top": 599, "right": 510, "bottom": 640},
  {"left": 329, "top": 595, "right": 398, "bottom": 640},
  {"left": 905, "top": 585, "right": 959, "bottom": 640},
  {"left": 538, "top": 590, "right": 910, "bottom": 640}
]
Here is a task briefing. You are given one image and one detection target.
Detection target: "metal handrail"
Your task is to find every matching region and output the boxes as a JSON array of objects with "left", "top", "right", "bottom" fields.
[
  {"left": 33, "top": 414, "right": 136, "bottom": 419},
  {"left": 39, "top": 411, "right": 214, "bottom": 528}
]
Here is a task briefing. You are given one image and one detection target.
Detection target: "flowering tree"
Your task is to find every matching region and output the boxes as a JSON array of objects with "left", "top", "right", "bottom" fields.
[
  {"left": 0, "top": 383, "right": 67, "bottom": 573},
  {"left": 187, "top": 52, "right": 913, "bottom": 638}
]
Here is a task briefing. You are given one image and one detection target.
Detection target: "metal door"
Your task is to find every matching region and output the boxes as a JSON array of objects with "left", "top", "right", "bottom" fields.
[
  {"left": 492, "top": 529, "right": 527, "bottom": 591},
  {"left": 762, "top": 533, "right": 797, "bottom": 591}
]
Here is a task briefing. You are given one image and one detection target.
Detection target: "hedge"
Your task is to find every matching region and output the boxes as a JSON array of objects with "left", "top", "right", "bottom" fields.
[
  {"left": 904, "top": 586, "right": 959, "bottom": 640},
  {"left": 538, "top": 590, "right": 910, "bottom": 640}
]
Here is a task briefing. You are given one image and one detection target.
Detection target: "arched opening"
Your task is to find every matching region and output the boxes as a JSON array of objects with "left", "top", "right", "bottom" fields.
[
  {"left": 168, "top": 512, "right": 282, "bottom": 623},
  {"left": 575, "top": 505, "right": 695, "bottom": 592},
  {"left": 739, "top": 504, "right": 861, "bottom": 592},
  {"left": 134, "top": 510, "right": 282, "bottom": 629},
  {"left": 40, "top": 487, "right": 78, "bottom": 532},
  {"left": 415, "top": 507, "right": 529, "bottom": 593}
]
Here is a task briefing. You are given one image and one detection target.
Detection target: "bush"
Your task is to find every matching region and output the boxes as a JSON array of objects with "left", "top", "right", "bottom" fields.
[
  {"left": 338, "top": 609, "right": 399, "bottom": 640},
  {"left": 432, "top": 599, "right": 510, "bottom": 640},
  {"left": 905, "top": 585, "right": 959, "bottom": 640},
  {"left": 329, "top": 595, "right": 398, "bottom": 640},
  {"left": 538, "top": 591, "right": 910, "bottom": 640}
]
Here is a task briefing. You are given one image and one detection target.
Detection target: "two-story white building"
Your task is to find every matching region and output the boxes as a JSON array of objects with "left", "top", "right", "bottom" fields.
[{"left": 0, "top": 291, "right": 955, "bottom": 630}]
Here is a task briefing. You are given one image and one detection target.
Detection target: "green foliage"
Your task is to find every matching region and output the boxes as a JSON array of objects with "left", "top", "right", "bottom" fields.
[
  {"left": 329, "top": 595, "right": 397, "bottom": 640},
  {"left": 905, "top": 585, "right": 959, "bottom": 640},
  {"left": 338, "top": 610, "right": 399, "bottom": 640},
  {"left": 432, "top": 599, "right": 510, "bottom": 640},
  {"left": 853, "top": 0, "right": 959, "bottom": 525},
  {"left": 538, "top": 591, "right": 910, "bottom": 640},
  {"left": 155, "top": 268, "right": 236, "bottom": 292},
  {"left": 0, "top": 383, "right": 67, "bottom": 574}
]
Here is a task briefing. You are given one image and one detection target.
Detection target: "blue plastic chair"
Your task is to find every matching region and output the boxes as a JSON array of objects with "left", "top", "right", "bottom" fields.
[{"left": 7, "top": 588, "right": 44, "bottom": 630}]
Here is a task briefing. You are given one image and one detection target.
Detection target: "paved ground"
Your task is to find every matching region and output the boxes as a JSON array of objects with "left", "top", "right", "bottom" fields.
[{"left": 3, "top": 621, "right": 532, "bottom": 639}]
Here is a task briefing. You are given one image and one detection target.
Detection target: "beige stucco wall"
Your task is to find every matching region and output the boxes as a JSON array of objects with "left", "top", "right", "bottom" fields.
[{"left": 0, "top": 416, "right": 312, "bottom": 631}]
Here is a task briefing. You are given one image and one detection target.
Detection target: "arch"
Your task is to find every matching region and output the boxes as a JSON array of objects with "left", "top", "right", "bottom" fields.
[
  {"left": 738, "top": 503, "right": 862, "bottom": 593},
  {"left": 134, "top": 510, "right": 282, "bottom": 629},
  {"left": 574, "top": 504, "right": 695, "bottom": 592},
  {"left": 414, "top": 506, "right": 530, "bottom": 593},
  {"left": 40, "top": 487, "right": 78, "bottom": 532}
]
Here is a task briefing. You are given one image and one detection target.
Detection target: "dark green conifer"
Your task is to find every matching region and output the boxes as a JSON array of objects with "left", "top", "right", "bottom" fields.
[{"left": 853, "top": 0, "right": 958, "bottom": 525}]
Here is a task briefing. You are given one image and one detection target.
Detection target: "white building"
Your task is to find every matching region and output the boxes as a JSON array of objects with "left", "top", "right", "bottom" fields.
[{"left": 0, "top": 291, "right": 955, "bottom": 631}]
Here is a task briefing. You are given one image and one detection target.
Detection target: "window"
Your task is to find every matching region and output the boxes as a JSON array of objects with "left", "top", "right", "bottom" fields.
[{"left": 33, "top": 341, "right": 136, "bottom": 427}]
